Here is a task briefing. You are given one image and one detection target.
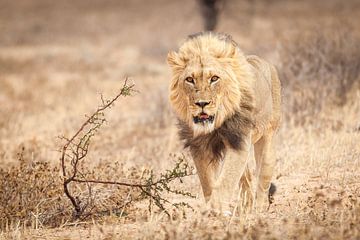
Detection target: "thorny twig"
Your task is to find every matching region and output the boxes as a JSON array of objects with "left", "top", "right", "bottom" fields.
[
  {"left": 60, "top": 78, "right": 135, "bottom": 218},
  {"left": 60, "top": 79, "right": 195, "bottom": 219}
]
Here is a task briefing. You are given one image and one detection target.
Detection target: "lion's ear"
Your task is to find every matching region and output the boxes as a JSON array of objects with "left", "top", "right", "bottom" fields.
[
  {"left": 167, "top": 51, "right": 185, "bottom": 69},
  {"left": 224, "top": 45, "right": 239, "bottom": 59},
  {"left": 217, "top": 43, "right": 240, "bottom": 59}
]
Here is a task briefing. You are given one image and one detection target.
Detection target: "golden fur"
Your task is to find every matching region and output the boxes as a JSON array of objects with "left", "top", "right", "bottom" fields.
[
  {"left": 168, "top": 33, "right": 254, "bottom": 135},
  {"left": 167, "top": 32, "right": 281, "bottom": 213}
]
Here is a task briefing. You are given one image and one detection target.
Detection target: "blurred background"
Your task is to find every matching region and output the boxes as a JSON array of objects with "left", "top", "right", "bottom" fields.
[{"left": 0, "top": 0, "right": 359, "bottom": 168}]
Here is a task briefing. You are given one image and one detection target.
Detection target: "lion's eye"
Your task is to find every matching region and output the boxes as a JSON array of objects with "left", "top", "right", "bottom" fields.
[
  {"left": 210, "top": 75, "right": 219, "bottom": 83},
  {"left": 185, "top": 77, "right": 195, "bottom": 84}
]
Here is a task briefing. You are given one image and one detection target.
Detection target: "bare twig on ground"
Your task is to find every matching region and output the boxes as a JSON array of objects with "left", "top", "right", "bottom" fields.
[{"left": 60, "top": 79, "right": 194, "bottom": 219}]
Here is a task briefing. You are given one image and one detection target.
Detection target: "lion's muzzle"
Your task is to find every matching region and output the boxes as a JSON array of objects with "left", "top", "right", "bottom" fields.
[{"left": 192, "top": 100, "right": 215, "bottom": 124}]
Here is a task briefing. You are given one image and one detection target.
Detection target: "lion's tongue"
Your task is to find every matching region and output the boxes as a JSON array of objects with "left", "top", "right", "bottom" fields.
[{"left": 199, "top": 113, "right": 209, "bottom": 120}]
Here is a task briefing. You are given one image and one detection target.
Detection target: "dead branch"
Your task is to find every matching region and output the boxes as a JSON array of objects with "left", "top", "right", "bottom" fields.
[
  {"left": 60, "top": 78, "right": 136, "bottom": 218},
  {"left": 60, "top": 79, "right": 194, "bottom": 219}
]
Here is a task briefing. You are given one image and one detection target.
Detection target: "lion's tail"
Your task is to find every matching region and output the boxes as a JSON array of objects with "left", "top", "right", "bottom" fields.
[{"left": 268, "top": 182, "right": 277, "bottom": 204}]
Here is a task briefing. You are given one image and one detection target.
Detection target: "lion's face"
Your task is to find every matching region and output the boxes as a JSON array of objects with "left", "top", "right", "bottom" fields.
[
  {"left": 167, "top": 34, "right": 251, "bottom": 136},
  {"left": 173, "top": 56, "right": 237, "bottom": 136}
]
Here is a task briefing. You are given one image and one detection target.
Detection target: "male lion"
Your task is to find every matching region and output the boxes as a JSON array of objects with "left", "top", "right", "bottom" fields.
[{"left": 167, "top": 32, "right": 281, "bottom": 214}]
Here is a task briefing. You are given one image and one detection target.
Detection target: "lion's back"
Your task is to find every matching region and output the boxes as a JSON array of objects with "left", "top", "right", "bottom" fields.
[{"left": 246, "top": 55, "right": 281, "bottom": 132}]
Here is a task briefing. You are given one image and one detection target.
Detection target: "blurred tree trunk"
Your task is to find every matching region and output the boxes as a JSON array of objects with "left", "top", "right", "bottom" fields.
[{"left": 198, "top": 0, "right": 223, "bottom": 31}]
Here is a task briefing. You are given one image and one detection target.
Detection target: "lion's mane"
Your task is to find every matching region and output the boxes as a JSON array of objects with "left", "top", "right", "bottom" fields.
[{"left": 168, "top": 32, "right": 256, "bottom": 159}]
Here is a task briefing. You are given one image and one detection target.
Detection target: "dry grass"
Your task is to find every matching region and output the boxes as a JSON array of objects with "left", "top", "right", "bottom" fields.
[
  {"left": 1, "top": 0, "right": 360, "bottom": 239},
  {"left": 279, "top": 22, "right": 360, "bottom": 125}
]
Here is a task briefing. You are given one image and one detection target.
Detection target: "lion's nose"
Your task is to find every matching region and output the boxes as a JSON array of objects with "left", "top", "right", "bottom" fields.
[{"left": 195, "top": 101, "right": 210, "bottom": 108}]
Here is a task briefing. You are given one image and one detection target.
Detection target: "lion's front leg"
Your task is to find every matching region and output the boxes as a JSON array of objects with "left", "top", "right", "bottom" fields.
[
  {"left": 193, "top": 156, "right": 221, "bottom": 202},
  {"left": 208, "top": 136, "right": 251, "bottom": 213}
]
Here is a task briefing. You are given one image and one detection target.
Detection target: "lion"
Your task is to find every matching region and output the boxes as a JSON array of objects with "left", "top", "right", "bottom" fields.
[{"left": 167, "top": 32, "right": 281, "bottom": 214}]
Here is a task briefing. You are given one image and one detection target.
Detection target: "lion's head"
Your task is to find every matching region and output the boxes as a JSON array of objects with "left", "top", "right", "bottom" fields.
[{"left": 167, "top": 32, "right": 254, "bottom": 136}]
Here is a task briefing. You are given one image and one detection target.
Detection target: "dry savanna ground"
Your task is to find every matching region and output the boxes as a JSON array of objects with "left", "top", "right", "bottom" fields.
[{"left": 1, "top": 0, "right": 360, "bottom": 239}]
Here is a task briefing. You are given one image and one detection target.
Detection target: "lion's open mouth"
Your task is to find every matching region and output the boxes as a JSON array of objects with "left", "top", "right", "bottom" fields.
[{"left": 193, "top": 112, "right": 215, "bottom": 124}]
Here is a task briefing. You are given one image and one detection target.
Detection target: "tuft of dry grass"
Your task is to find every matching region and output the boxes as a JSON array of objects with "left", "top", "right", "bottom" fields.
[{"left": 0, "top": 151, "right": 63, "bottom": 230}]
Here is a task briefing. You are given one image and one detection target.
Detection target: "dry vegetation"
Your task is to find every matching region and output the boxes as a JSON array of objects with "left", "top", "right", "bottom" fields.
[
  {"left": 279, "top": 22, "right": 360, "bottom": 125},
  {"left": 1, "top": 0, "right": 360, "bottom": 239}
]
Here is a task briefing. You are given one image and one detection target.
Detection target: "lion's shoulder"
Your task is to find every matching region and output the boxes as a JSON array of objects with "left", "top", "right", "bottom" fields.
[{"left": 246, "top": 55, "right": 273, "bottom": 78}]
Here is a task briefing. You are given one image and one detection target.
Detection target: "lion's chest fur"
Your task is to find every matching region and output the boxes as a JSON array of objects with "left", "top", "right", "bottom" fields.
[{"left": 178, "top": 111, "right": 253, "bottom": 161}]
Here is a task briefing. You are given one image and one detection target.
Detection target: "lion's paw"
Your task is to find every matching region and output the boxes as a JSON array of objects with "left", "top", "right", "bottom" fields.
[{"left": 223, "top": 210, "right": 232, "bottom": 217}]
